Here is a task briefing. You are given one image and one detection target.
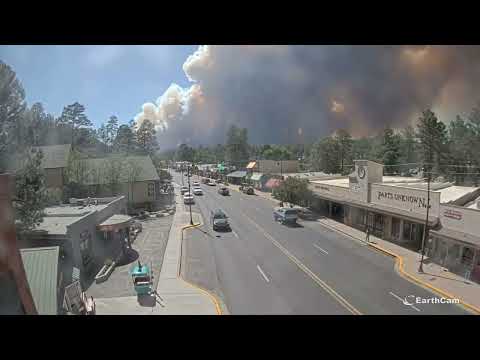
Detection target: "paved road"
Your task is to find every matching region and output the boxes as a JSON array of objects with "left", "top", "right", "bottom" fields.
[{"left": 174, "top": 171, "right": 470, "bottom": 315}]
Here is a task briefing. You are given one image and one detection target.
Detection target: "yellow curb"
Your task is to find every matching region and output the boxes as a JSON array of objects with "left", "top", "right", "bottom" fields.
[
  {"left": 315, "top": 220, "right": 480, "bottom": 314},
  {"left": 180, "top": 223, "right": 223, "bottom": 315},
  {"left": 368, "top": 242, "right": 480, "bottom": 315}
]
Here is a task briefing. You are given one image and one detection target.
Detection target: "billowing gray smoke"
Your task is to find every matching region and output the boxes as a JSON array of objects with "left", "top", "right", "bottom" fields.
[{"left": 134, "top": 45, "right": 480, "bottom": 149}]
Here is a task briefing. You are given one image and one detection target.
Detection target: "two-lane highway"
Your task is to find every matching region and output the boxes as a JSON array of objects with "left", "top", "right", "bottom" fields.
[{"left": 174, "top": 171, "right": 470, "bottom": 315}]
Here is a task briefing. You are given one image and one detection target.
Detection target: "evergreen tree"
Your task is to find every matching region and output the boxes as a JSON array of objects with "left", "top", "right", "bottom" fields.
[
  {"left": 136, "top": 119, "right": 159, "bottom": 155},
  {"left": 12, "top": 148, "right": 48, "bottom": 236},
  {"left": 380, "top": 127, "right": 401, "bottom": 174}
]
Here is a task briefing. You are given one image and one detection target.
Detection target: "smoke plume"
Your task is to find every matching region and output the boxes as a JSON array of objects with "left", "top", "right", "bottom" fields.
[{"left": 133, "top": 45, "right": 480, "bottom": 149}]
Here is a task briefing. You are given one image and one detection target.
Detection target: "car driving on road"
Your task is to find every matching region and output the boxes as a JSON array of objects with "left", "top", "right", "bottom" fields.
[
  {"left": 180, "top": 186, "right": 189, "bottom": 195},
  {"left": 207, "top": 179, "right": 216, "bottom": 186},
  {"left": 183, "top": 192, "right": 195, "bottom": 205},
  {"left": 211, "top": 209, "right": 230, "bottom": 231},
  {"left": 273, "top": 207, "right": 298, "bottom": 225},
  {"left": 218, "top": 186, "right": 229, "bottom": 196},
  {"left": 193, "top": 187, "right": 203, "bottom": 195}
]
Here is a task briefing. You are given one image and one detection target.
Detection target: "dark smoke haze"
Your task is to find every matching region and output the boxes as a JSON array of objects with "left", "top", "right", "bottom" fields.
[{"left": 134, "top": 45, "right": 480, "bottom": 149}]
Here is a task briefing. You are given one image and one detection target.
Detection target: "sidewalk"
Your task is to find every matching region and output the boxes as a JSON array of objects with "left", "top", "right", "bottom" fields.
[
  {"left": 228, "top": 183, "right": 480, "bottom": 314},
  {"left": 316, "top": 217, "right": 480, "bottom": 314},
  {"left": 95, "top": 188, "right": 221, "bottom": 315}
]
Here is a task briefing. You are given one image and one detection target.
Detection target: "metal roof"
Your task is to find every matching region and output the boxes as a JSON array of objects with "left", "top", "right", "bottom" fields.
[
  {"left": 430, "top": 227, "right": 480, "bottom": 247},
  {"left": 20, "top": 246, "right": 59, "bottom": 315},
  {"left": 78, "top": 155, "right": 160, "bottom": 185},
  {"left": 250, "top": 173, "right": 265, "bottom": 181},
  {"left": 226, "top": 170, "right": 247, "bottom": 178},
  {"left": 33, "top": 144, "right": 71, "bottom": 169}
]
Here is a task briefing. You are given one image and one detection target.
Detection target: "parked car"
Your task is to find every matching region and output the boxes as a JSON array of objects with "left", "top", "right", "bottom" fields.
[
  {"left": 183, "top": 193, "right": 195, "bottom": 205},
  {"left": 180, "top": 186, "right": 189, "bottom": 195},
  {"left": 218, "top": 186, "right": 229, "bottom": 196},
  {"left": 211, "top": 209, "right": 230, "bottom": 231},
  {"left": 240, "top": 183, "right": 254, "bottom": 195},
  {"left": 193, "top": 181, "right": 200, "bottom": 187},
  {"left": 273, "top": 207, "right": 298, "bottom": 225},
  {"left": 193, "top": 187, "right": 203, "bottom": 195}
]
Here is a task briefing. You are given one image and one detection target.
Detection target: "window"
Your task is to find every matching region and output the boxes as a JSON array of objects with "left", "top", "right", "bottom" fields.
[
  {"left": 79, "top": 231, "right": 92, "bottom": 267},
  {"left": 392, "top": 218, "right": 400, "bottom": 240},
  {"left": 461, "top": 247, "right": 474, "bottom": 266},
  {"left": 147, "top": 183, "right": 155, "bottom": 197}
]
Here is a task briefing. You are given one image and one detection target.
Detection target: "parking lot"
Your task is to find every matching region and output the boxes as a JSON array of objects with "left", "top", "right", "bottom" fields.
[{"left": 87, "top": 215, "right": 173, "bottom": 299}]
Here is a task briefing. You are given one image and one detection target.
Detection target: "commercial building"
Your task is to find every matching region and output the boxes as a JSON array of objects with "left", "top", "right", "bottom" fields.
[
  {"left": 309, "top": 160, "right": 480, "bottom": 257},
  {"left": 226, "top": 170, "right": 247, "bottom": 184},
  {"left": 246, "top": 159, "right": 298, "bottom": 175},
  {"left": 21, "top": 196, "right": 132, "bottom": 289},
  {"left": 78, "top": 155, "right": 162, "bottom": 211},
  {"left": 427, "top": 197, "right": 480, "bottom": 284},
  {"left": 7, "top": 144, "right": 72, "bottom": 202}
]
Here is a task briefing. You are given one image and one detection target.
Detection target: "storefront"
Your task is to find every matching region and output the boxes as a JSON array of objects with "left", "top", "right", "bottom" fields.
[{"left": 427, "top": 204, "right": 480, "bottom": 284}]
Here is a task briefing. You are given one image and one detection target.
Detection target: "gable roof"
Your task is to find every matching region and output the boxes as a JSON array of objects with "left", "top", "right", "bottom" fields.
[
  {"left": 20, "top": 246, "right": 59, "bottom": 315},
  {"left": 6, "top": 144, "right": 72, "bottom": 171},
  {"left": 33, "top": 144, "right": 72, "bottom": 169},
  {"left": 78, "top": 155, "right": 160, "bottom": 185}
]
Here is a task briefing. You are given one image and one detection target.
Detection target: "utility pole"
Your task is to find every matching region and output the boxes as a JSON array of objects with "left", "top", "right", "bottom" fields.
[
  {"left": 187, "top": 165, "right": 193, "bottom": 225},
  {"left": 418, "top": 166, "right": 431, "bottom": 273}
]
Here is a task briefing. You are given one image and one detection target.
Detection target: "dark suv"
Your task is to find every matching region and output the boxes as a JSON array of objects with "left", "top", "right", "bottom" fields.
[
  {"left": 211, "top": 209, "right": 230, "bottom": 231},
  {"left": 218, "top": 187, "right": 229, "bottom": 196}
]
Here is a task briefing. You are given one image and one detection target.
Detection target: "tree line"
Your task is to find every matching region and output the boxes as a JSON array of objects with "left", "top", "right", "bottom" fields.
[
  {"left": 0, "top": 60, "right": 164, "bottom": 235},
  {"left": 172, "top": 106, "right": 480, "bottom": 186}
]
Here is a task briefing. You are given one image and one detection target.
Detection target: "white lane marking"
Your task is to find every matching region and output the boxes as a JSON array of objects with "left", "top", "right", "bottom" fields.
[
  {"left": 257, "top": 265, "right": 270, "bottom": 283},
  {"left": 232, "top": 230, "right": 239, "bottom": 238},
  {"left": 313, "top": 243, "right": 329, "bottom": 255},
  {"left": 389, "top": 291, "right": 421, "bottom": 312}
]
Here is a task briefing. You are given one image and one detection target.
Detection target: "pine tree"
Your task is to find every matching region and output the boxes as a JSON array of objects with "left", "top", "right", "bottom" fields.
[
  {"left": 380, "top": 127, "right": 401, "bottom": 174},
  {"left": 136, "top": 119, "right": 159, "bottom": 155},
  {"left": 416, "top": 109, "right": 448, "bottom": 177},
  {"left": 57, "top": 102, "right": 93, "bottom": 150},
  {"left": 13, "top": 148, "right": 48, "bottom": 236}
]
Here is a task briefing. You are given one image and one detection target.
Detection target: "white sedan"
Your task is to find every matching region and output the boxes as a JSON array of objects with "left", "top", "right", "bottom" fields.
[
  {"left": 183, "top": 193, "right": 195, "bottom": 205},
  {"left": 193, "top": 187, "right": 203, "bottom": 195}
]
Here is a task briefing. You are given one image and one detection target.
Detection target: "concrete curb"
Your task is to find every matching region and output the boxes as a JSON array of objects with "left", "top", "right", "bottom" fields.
[
  {"left": 179, "top": 223, "right": 224, "bottom": 315},
  {"left": 317, "top": 220, "right": 480, "bottom": 315}
]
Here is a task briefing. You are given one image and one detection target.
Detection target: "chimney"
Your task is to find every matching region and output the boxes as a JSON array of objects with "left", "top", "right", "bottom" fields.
[{"left": 0, "top": 174, "right": 38, "bottom": 314}]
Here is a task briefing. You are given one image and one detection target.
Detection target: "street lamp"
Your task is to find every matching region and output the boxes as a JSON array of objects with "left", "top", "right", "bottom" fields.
[
  {"left": 187, "top": 165, "right": 194, "bottom": 225},
  {"left": 418, "top": 166, "right": 431, "bottom": 273}
]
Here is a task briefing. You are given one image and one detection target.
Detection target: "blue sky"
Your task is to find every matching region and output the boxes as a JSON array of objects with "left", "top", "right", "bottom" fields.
[{"left": 0, "top": 45, "right": 197, "bottom": 128}]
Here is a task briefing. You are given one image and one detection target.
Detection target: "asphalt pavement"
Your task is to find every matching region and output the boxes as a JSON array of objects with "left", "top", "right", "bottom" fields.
[{"left": 173, "top": 171, "right": 470, "bottom": 315}]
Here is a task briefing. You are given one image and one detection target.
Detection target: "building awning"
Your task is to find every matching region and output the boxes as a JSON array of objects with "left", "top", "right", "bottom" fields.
[
  {"left": 251, "top": 173, "right": 265, "bottom": 181},
  {"left": 265, "top": 178, "right": 282, "bottom": 189},
  {"left": 97, "top": 214, "right": 133, "bottom": 232},
  {"left": 311, "top": 192, "right": 438, "bottom": 226},
  {"left": 430, "top": 227, "right": 480, "bottom": 248},
  {"left": 227, "top": 171, "right": 247, "bottom": 178},
  {"left": 246, "top": 161, "right": 256, "bottom": 169}
]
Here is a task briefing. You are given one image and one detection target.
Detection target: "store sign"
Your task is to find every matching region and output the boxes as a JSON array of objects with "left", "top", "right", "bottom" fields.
[
  {"left": 376, "top": 191, "right": 431, "bottom": 209},
  {"left": 443, "top": 208, "right": 462, "bottom": 220},
  {"left": 371, "top": 184, "right": 440, "bottom": 216}
]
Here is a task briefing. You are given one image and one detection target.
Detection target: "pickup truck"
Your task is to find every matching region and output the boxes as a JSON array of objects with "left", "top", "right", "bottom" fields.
[{"left": 273, "top": 207, "right": 298, "bottom": 225}]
